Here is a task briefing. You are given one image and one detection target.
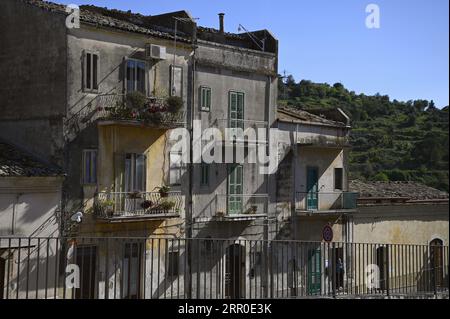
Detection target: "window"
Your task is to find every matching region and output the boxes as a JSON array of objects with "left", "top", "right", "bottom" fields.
[
  {"left": 169, "top": 153, "right": 184, "bottom": 186},
  {"left": 200, "top": 86, "right": 211, "bottom": 111},
  {"left": 126, "top": 59, "right": 146, "bottom": 94},
  {"left": 167, "top": 250, "right": 179, "bottom": 277},
  {"left": 124, "top": 153, "right": 147, "bottom": 192},
  {"left": 83, "top": 51, "right": 99, "bottom": 92},
  {"left": 229, "top": 91, "right": 244, "bottom": 129},
  {"left": 170, "top": 65, "right": 183, "bottom": 97},
  {"left": 200, "top": 162, "right": 210, "bottom": 186},
  {"left": 334, "top": 168, "right": 343, "bottom": 190},
  {"left": 82, "top": 149, "right": 97, "bottom": 184}
]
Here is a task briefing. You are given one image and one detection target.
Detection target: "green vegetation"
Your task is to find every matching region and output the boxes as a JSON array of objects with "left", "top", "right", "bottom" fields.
[{"left": 278, "top": 76, "right": 449, "bottom": 191}]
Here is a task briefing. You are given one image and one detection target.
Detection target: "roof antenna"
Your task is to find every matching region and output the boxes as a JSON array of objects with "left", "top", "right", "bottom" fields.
[{"left": 237, "top": 23, "right": 265, "bottom": 51}]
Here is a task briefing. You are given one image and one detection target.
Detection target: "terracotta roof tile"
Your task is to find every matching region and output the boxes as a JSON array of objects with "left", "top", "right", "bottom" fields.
[{"left": 0, "top": 141, "right": 63, "bottom": 177}]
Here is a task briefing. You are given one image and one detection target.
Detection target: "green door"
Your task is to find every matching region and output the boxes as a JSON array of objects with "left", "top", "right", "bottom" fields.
[
  {"left": 306, "top": 167, "right": 319, "bottom": 210},
  {"left": 229, "top": 92, "right": 244, "bottom": 130},
  {"left": 228, "top": 164, "right": 243, "bottom": 215},
  {"left": 307, "top": 248, "right": 322, "bottom": 295}
]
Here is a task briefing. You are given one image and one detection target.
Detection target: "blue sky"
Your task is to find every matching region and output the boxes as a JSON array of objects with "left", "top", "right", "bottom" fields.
[{"left": 59, "top": 0, "right": 449, "bottom": 107}]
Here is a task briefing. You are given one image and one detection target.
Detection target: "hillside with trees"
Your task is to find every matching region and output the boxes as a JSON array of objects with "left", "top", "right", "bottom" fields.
[{"left": 278, "top": 76, "right": 449, "bottom": 191}]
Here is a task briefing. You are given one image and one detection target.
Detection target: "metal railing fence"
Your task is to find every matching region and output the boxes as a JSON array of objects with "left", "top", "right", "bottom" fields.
[{"left": 0, "top": 237, "right": 448, "bottom": 299}]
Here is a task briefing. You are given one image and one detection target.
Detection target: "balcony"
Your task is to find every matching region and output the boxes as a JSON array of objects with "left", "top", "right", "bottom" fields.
[
  {"left": 66, "top": 93, "right": 185, "bottom": 139},
  {"left": 195, "top": 194, "right": 268, "bottom": 222},
  {"left": 212, "top": 119, "right": 268, "bottom": 145},
  {"left": 295, "top": 191, "right": 358, "bottom": 214},
  {"left": 295, "top": 135, "right": 351, "bottom": 149},
  {"left": 94, "top": 191, "right": 183, "bottom": 221}
]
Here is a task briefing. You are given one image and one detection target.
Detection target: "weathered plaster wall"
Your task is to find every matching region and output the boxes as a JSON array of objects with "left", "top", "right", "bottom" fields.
[
  {"left": 191, "top": 41, "right": 277, "bottom": 223},
  {"left": 0, "top": 177, "right": 63, "bottom": 237},
  {"left": 97, "top": 124, "right": 167, "bottom": 192},
  {"left": 0, "top": 0, "right": 67, "bottom": 164},
  {"left": 352, "top": 204, "right": 449, "bottom": 245},
  {"left": 66, "top": 25, "right": 191, "bottom": 119},
  {"left": 75, "top": 123, "right": 184, "bottom": 237},
  {"left": 64, "top": 24, "right": 192, "bottom": 231}
]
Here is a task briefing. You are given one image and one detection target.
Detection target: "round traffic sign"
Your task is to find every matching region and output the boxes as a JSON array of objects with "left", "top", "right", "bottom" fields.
[{"left": 322, "top": 225, "right": 333, "bottom": 242}]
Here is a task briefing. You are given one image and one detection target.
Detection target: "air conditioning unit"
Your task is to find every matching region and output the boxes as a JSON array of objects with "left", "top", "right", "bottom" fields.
[{"left": 145, "top": 44, "right": 166, "bottom": 60}]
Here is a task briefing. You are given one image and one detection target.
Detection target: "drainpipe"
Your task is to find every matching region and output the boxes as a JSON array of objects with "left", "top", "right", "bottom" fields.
[
  {"left": 185, "top": 20, "right": 198, "bottom": 300},
  {"left": 289, "top": 124, "right": 298, "bottom": 297}
]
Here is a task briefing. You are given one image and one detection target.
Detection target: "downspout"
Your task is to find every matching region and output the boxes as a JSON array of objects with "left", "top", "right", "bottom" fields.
[{"left": 186, "top": 21, "right": 197, "bottom": 299}]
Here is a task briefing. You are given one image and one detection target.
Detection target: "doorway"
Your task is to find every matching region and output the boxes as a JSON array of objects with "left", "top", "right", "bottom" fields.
[
  {"left": 430, "top": 239, "right": 444, "bottom": 290},
  {"left": 75, "top": 245, "right": 97, "bottom": 299},
  {"left": 122, "top": 242, "right": 143, "bottom": 299},
  {"left": 307, "top": 247, "right": 321, "bottom": 295},
  {"left": 306, "top": 167, "right": 319, "bottom": 210},
  {"left": 376, "top": 246, "right": 389, "bottom": 291},
  {"left": 225, "top": 244, "right": 245, "bottom": 298}
]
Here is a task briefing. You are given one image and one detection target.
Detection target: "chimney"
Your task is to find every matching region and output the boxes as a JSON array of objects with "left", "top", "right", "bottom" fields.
[{"left": 218, "top": 13, "right": 225, "bottom": 33}]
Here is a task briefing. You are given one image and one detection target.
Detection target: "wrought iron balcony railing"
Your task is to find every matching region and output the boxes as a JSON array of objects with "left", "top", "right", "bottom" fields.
[
  {"left": 194, "top": 194, "right": 269, "bottom": 221},
  {"left": 295, "top": 191, "right": 359, "bottom": 212},
  {"left": 94, "top": 191, "right": 183, "bottom": 220},
  {"left": 65, "top": 94, "right": 185, "bottom": 141}
]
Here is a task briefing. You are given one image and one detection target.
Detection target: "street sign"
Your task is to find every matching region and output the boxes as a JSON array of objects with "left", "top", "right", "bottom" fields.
[{"left": 322, "top": 225, "right": 333, "bottom": 242}]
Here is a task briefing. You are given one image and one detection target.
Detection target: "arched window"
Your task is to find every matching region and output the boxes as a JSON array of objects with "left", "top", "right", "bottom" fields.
[{"left": 430, "top": 238, "right": 444, "bottom": 290}]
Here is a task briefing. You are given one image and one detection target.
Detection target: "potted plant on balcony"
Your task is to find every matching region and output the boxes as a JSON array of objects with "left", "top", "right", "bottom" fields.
[
  {"left": 216, "top": 211, "right": 225, "bottom": 218},
  {"left": 244, "top": 206, "right": 258, "bottom": 215},
  {"left": 158, "top": 199, "right": 176, "bottom": 212},
  {"left": 156, "top": 185, "right": 170, "bottom": 198},
  {"left": 128, "top": 191, "right": 142, "bottom": 199},
  {"left": 95, "top": 199, "right": 115, "bottom": 217},
  {"left": 126, "top": 91, "right": 147, "bottom": 110},
  {"left": 166, "top": 96, "right": 183, "bottom": 114},
  {"left": 140, "top": 200, "right": 153, "bottom": 210}
]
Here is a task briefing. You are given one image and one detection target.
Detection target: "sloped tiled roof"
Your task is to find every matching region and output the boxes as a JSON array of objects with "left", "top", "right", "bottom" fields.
[
  {"left": 0, "top": 141, "right": 63, "bottom": 177},
  {"left": 277, "top": 106, "right": 347, "bottom": 127},
  {"left": 19, "top": 0, "right": 191, "bottom": 42},
  {"left": 350, "top": 180, "right": 449, "bottom": 200}
]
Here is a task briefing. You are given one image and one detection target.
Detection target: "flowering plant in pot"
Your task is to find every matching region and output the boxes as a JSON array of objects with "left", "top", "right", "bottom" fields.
[
  {"left": 156, "top": 185, "right": 170, "bottom": 198},
  {"left": 140, "top": 200, "right": 153, "bottom": 210}
]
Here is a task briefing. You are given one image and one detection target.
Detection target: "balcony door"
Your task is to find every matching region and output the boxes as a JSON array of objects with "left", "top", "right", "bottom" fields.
[
  {"left": 119, "top": 153, "right": 147, "bottom": 214},
  {"left": 307, "top": 247, "right": 322, "bottom": 295},
  {"left": 228, "top": 164, "right": 243, "bottom": 215},
  {"left": 306, "top": 167, "right": 319, "bottom": 210}
]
